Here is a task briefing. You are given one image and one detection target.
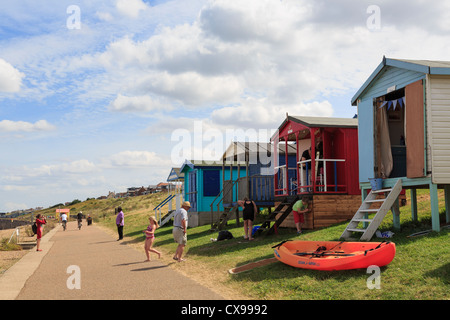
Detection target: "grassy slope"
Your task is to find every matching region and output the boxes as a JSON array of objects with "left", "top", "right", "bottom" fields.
[{"left": 36, "top": 190, "right": 449, "bottom": 300}]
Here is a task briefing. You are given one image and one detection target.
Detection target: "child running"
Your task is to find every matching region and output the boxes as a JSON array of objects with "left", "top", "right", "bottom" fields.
[{"left": 143, "top": 216, "right": 162, "bottom": 261}]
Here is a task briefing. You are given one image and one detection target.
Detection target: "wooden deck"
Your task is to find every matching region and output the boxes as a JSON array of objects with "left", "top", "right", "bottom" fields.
[{"left": 276, "top": 194, "right": 361, "bottom": 230}]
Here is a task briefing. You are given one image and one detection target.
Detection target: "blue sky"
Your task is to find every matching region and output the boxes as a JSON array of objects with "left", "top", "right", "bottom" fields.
[{"left": 1, "top": 0, "right": 450, "bottom": 212}]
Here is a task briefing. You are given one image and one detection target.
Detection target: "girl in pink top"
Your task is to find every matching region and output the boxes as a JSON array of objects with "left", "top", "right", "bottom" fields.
[
  {"left": 143, "top": 216, "right": 161, "bottom": 261},
  {"left": 35, "top": 214, "right": 46, "bottom": 251}
]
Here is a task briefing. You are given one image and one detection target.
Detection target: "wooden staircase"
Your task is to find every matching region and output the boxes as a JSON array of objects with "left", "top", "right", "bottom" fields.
[
  {"left": 340, "top": 179, "right": 403, "bottom": 241},
  {"left": 257, "top": 196, "right": 299, "bottom": 236},
  {"left": 211, "top": 205, "right": 239, "bottom": 231}
]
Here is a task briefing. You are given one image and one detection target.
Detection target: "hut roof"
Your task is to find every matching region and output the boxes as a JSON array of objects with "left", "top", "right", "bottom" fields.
[
  {"left": 352, "top": 57, "right": 450, "bottom": 106},
  {"left": 167, "top": 167, "right": 184, "bottom": 182},
  {"left": 286, "top": 116, "right": 358, "bottom": 128},
  {"left": 221, "top": 141, "right": 296, "bottom": 160},
  {"left": 271, "top": 115, "right": 357, "bottom": 142}
]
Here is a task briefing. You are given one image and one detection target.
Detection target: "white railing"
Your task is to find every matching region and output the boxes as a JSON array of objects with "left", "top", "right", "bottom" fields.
[
  {"left": 154, "top": 193, "right": 183, "bottom": 225},
  {"left": 312, "top": 159, "right": 346, "bottom": 192},
  {"left": 8, "top": 227, "right": 20, "bottom": 244}
]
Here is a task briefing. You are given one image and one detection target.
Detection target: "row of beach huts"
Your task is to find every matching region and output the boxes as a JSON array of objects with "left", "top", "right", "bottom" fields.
[{"left": 159, "top": 57, "right": 450, "bottom": 240}]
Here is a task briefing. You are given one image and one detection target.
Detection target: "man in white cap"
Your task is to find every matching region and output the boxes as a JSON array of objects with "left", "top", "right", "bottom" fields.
[{"left": 172, "top": 201, "right": 190, "bottom": 262}]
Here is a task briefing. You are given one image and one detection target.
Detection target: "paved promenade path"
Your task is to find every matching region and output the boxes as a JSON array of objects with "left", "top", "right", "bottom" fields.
[{"left": 0, "top": 221, "right": 224, "bottom": 300}]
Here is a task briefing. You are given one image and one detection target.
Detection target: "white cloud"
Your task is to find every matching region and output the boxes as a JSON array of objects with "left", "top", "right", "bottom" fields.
[
  {"left": 2, "top": 185, "right": 33, "bottom": 192},
  {"left": 211, "top": 97, "right": 334, "bottom": 129},
  {"left": 116, "top": 0, "right": 148, "bottom": 18},
  {"left": 98, "top": 37, "right": 150, "bottom": 69},
  {"left": 2, "top": 160, "right": 97, "bottom": 182},
  {"left": 96, "top": 11, "right": 114, "bottom": 22},
  {"left": 104, "top": 151, "right": 168, "bottom": 168},
  {"left": 3, "top": 201, "right": 29, "bottom": 212},
  {"left": 108, "top": 94, "right": 170, "bottom": 113},
  {"left": 0, "top": 120, "right": 56, "bottom": 132},
  {"left": 57, "top": 160, "right": 97, "bottom": 174},
  {"left": 0, "top": 58, "right": 24, "bottom": 92},
  {"left": 139, "top": 71, "right": 243, "bottom": 107},
  {"left": 200, "top": 0, "right": 309, "bottom": 43}
]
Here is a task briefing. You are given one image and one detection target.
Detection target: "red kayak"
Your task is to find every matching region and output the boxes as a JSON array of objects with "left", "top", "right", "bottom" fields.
[{"left": 273, "top": 240, "right": 395, "bottom": 271}]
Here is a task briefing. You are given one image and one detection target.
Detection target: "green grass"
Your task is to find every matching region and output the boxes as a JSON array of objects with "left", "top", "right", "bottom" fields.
[
  {"left": 142, "top": 217, "right": 448, "bottom": 300},
  {"left": 0, "top": 238, "right": 23, "bottom": 251},
  {"left": 34, "top": 190, "right": 450, "bottom": 300}
]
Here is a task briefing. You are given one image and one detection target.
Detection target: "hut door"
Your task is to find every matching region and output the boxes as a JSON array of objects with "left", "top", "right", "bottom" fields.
[
  {"left": 188, "top": 170, "right": 198, "bottom": 212},
  {"left": 405, "top": 80, "right": 425, "bottom": 178}
]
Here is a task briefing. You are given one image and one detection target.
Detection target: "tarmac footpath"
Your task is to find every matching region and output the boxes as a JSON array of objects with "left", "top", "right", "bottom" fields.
[{"left": 0, "top": 221, "right": 225, "bottom": 300}]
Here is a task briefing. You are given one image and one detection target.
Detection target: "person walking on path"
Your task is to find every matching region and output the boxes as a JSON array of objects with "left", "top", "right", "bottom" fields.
[
  {"left": 172, "top": 201, "right": 190, "bottom": 262},
  {"left": 77, "top": 211, "right": 83, "bottom": 230},
  {"left": 143, "top": 216, "right": 161, "bottom": 261},
  {"left": 60, "top": 212, "right": 68, "bottom": 231},
  {"left": 237, "top": 198, "right": 257, "bottom": 240},
  {"left": 292, "top": 196, "right": 310, "bottom": 235},
  {"left": 35, "top": 214, "right": 46, "bottom": 251},
  {"left": 116, "top": 206, "right": 124, "bottom": 241}
]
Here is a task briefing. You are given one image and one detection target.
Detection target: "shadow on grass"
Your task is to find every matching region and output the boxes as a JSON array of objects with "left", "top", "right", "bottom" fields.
[{"left": 424, "top": 263, "right": 450, "bottom": 283}]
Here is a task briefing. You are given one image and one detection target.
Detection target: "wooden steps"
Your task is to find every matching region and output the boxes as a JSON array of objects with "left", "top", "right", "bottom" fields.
[
  {"left": 340, "top": 179, "right": 403, "bottom": 241},
  {"left": 256, "top": 196, "right": 299, "bottom": 236},
  {"left": 211, "top": 205, "right": 239, "bottom": 231}
]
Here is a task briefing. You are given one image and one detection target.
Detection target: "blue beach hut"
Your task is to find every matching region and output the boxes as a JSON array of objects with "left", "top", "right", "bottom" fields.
[
  {"left": 208, "top": 141, "right": 297, "bottom": 231},
  {"left": 180, "top": 159, "right": 246, "bottom": 227}
]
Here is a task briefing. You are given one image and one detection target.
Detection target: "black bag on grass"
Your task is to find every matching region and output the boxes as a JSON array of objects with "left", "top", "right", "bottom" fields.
[{"left": 217, "top": 230, "right": 234, "bottom": 241}]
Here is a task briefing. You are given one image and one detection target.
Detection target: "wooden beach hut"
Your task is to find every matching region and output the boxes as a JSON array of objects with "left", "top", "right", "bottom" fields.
[
  {"left": 219, "top": 141, "right": 297, "bottom": 206},
  {"left": 209, "top": 141, "right": 297, "bottom": 230},
  {"left": 166, "top": 167, "right": 184, "bottom": 194},
  {"left": 345, "top": 57, "right": 450, "bottom": 239},
  {"left": 151, "top": 167, "right": 185, "bottom": 227},
  {"left": 261, "top": 115, "right": 360, "bottom": 234},
  {"left": 180, "top": 159, "right": 246, "bottom": 227},
  {"left": 56, "top": 208, "right": 70, "bottom": 220}
]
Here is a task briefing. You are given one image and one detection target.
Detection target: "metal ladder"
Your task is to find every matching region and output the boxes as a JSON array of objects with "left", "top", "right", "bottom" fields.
[{"left": 340, "top": 179, "right": 402, "bottom": 241}]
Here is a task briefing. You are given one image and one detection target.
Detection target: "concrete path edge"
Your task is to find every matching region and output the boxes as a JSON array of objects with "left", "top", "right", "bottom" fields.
[{"left": 0, "top": 225, "right": 59, "bottom": 300}]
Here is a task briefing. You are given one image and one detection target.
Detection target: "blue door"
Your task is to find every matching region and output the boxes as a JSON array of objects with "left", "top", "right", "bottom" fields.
[{"left": 188, "top": 170, "right": 197, "bottom": 212}]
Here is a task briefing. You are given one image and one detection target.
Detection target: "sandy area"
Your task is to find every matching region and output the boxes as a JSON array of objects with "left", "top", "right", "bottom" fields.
[{"left": 0, "top": 225, "right": 37, "bottom": 275}]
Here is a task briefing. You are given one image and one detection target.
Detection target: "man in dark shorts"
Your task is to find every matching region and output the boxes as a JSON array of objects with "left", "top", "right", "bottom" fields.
[{"left": 238, "top": 198, "right": 258, "bottom": 240}]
